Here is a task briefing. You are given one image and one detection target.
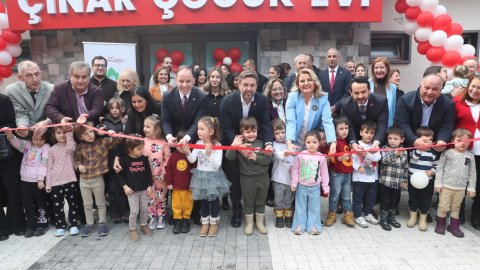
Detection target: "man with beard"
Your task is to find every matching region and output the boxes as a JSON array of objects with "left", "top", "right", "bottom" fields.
[{"left": 89, "top": 56, "right": 117, "bottom": 105}]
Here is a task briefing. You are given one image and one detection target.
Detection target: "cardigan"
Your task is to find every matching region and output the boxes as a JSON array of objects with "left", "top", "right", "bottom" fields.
[{"left": 46, "top": 132, "right": 77, "bottom": 189}]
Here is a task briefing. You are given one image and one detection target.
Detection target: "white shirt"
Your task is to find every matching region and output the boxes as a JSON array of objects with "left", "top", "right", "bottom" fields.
[
  {"left": 272, "top": 142, "right": 293, "bottom": 185},
  {"left": 241, "top": 95, "right": 255, "bottom": 118},
  {"left": 466, "top": 100, "right": 480, "bottom": 155},
  {"left": 296, "top": 97, "right": 312, "bottom": 147},
  {"left": 352, "top": 141, "right": 381, "bottom": 183},
  {"left": 328, "top": 67, "right": 338, "bottom": 81},
  {"left": 186, "top": 140, "right": 222, "bottom": 171},
  {"left": 272, "top": 101, "right": 286, "bottom": 122}
]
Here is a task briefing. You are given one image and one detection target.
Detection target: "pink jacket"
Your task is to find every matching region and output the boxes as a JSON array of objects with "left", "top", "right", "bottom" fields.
[
  {"left": 8, "top": 136, "right": 50, "bottom": 183},
  {"left": 291, "top": 151, "right": 329, "bottom": 192}
]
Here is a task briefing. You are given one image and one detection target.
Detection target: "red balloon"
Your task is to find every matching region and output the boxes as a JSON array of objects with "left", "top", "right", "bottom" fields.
[
  {"left": 394, "top": 0, "right": 408, "bottom": 13},
  {"left": 0, "top": 38, "right": 6, "bottom": 51},
  {"left": 12, "top": 30, "right": 26, "bottom": 35},
  {"left": 405, "top": 7, "right": 422, "bottom": 20},
  {"left": 416, "top": 12, "right": 434, "bottom": 27},
  {"left": 213, "top": 48, "right": 227, "bottom": 62},
  {"left": 227, "top": 48, "right": 242, "bottom": 62},
  {"left": 214, "top": 61, "right": 222, "bottom": 67},
  {"left": 172, "top": 64, "right": 179, "bottom": 74},
  {"left": 426, "top": 47, "right": 446, "bottom": 63},
  {"left": 153, "top": 63, "right": 162, "bottom": 73},
  {"left": 230, "top": 62, "right": 243, "bottom": 73},
  {"left": 0, "top": 2, "right": 5, "bottom": 13},
  {"left": 442, "top": 51, "right": 462, "bottom": 67},
  {"left": 170, "top": 50, "right": 185, "bottom": 65},
  {"left": 7, "top": 58, "right": 16, "bottom": 67},
  {"left": 155, "top": 48, "right": 169, "bottom": 62},
  {"left": 447, "top": 23, "right": 464, "bottom": 36},
  {"left": 417, "top": 41, "right": 432, "bottom": 55},
  {"left": 432, "top": 14, "right": 452, "bottom": 31},
  {"left": 1, "top": 30, "right": 22, "bottom": 44},
  {"left": 0, "top": 66, "right": 13, "bottom": 78}
]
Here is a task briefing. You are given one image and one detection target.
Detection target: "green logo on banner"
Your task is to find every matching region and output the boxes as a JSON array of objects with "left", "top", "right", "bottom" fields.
[{"left": 107, "top": 68, "right": 119, "bottom": 81}]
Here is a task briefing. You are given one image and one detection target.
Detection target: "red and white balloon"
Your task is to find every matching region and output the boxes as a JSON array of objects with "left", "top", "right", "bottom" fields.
[
  {"left": 213, "top": 47, "right": 242, "bottom": 72},
  {"left": 0, "top": 2, "right": 24, "bottom": 82},
  {"left": 396, "top": 0, "right": 476, "bottom": 67}
]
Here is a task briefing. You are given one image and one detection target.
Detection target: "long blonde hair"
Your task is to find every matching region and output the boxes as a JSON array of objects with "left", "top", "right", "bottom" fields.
[
  {"left": 117, "top": 69, "right": 139, "bottom": 92},
  {"left": 291, "top": 68, "right": 324, "bottom": 98}
]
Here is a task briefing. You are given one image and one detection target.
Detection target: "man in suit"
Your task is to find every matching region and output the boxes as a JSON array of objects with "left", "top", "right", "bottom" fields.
[
  {"left": 6, "top": 60, "right": 53, "bottom": 137},
  {"left": 283, "top": 54, "right": 308, "bottom": 92},
  {"left": 306, "top": 54, "right": 321, "bottom": 78},
  {"left": 340, "top": 76, "right": 388, "bottom": 152},
  {"left": 220, "top": 70, "right": 273, "bottom": 227},
  {"left": 89, "top": 56, "right": 117, "bottom": 105},
  {"left": 319, "top": 48, "right": 352, "bottom": 114},
  {"left": 243, "top": 59, "right": 268, "bottom": 93},
  {"left": 45, "top": 61, "right": 104, "bottom": 125}
]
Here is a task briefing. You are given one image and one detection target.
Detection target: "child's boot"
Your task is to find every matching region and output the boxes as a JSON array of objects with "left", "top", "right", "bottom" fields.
[
  {"left": 418, "top": 213, "right": 428, "bottom": 231},
  {"left": 274, "top": 209, "right": 285, "bottom": 228},
  {"left": 447, "top": 217, "right": 464, "bottom": 238},
  {"left": 434, "top": 216, "right": 447, "bottom": 235},
  {"left": 141, "top": 225, "right": 153, "bottom": 237},
  {"left": 181, "top": 219, "right": 190, "bottom": 234},
  {"left": 255, "top": 213, "right": 268, "bottom": 234},
  {"left": 208, "top": 216, "right": 219, "bottom": 237},
  {"left": 325, "top": 210, "right": 337, "bottom": 227},
  {"left": 284, "top": 209, "right": 293, "bottom": 228},
  {"left": 128, "top": 228, "right": 139, "bottom": 242},
  {"left": 172, "top": 219, "right": 182, "bottom": 234},
  {"left": 199, "top": 216, "right": 210, "bottom": 237},
  {"left": 387, "top": 209, "right": 401, "bottom": 228},
  {"left": 342, "top": 211, "right": 355, "bottom": 227},
  {"left": 407, "top": 210, "right": 418, "bottom": 228},
  {"left": 379, "top": 209, "right": 391, "bottom": 231},
  {"left": 244, "top": 214, "right": 254, "bottom": 235}
]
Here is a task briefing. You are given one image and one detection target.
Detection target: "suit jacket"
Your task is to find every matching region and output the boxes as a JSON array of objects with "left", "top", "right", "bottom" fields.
[
  {"left": 285, "top": 91, "right": 336, "bottom": 144},
  {"left": 6, "top": 81, "right": 53, "bottom": 127},
  {"left": 161, "top": 87, "right": 207, "bottom": 141},
  {"left": 257, "top": 73, "right": 269, "bottom": 93},
  {"left": 319, "top": 66, "right": 352, "bottom": 109},
  {"left": 340, "top": 93, "right": 388, "bottom": 146},
  {"left": 220, "top": 91, "right": 273, "bottom": 145},
  {"left": 283, "top": 74, "right": 296, "bottom": 92},
  {"left": 394, "top": 90, "right": 455, "bottom": 147},
  {"left": 266, "top": 98, "right": 286, "bottom": 121},
  {"left": 44, "top": 81, "right": 104, "bottom": 124}
]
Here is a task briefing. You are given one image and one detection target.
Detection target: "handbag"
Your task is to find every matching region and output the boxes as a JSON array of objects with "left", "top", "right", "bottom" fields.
[{"left": 0, "top": 134, "right": 13, "bottom": 159}]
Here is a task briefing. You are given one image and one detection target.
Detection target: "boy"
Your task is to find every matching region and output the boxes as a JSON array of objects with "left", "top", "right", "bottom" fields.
[
  {"left": 74, "top": 123, "right": 121, "bottom": 237},
  {"left": 379, "top": 126, "right": 409, "bottom": 231},
  {"left": 226, "top": 117, "right": 272, "bottom": 235},
  {"left": 325, "top": 117, "right": 355, "bottom": 228},
  {"left": 271, "top": 118, "right": 294, "bottom": 228},
  {"left": 352, "top": 121, "right": 381, "bottom": 228},
  {"left": 407, "top": 127, "right": 437, "bottom": 231}
]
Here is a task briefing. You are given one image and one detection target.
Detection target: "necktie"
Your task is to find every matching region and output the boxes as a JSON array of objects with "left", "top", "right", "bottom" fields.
[
  {"left": 359, "top": 104, "right": 367, "bottom": 120},
  {"left": 182, "top": 95, "right": 187, "bottom": 113},
  {"left": 330, "top": 69, "right": 335, "bottom": 91}
]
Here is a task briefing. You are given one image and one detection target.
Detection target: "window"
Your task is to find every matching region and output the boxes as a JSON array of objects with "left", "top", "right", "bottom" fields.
[
  {"left": 371, "top": 32, "right": 411, "bottom": 64},
  {"left": 463, "top": 32, "right": 478, "bottom": 55}
]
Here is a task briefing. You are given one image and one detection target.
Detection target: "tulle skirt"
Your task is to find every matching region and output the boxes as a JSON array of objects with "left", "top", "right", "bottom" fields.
[{"left": 190, "top": 169, "right": 231, "bottom": 201}]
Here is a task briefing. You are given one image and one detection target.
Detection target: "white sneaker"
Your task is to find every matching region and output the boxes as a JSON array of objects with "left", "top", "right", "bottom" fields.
[
  {"left": 157, "top": 216, "right": 166, "bottom": 229},
  {"left": 148, "top": 217, "right": 158, "bottom": 230},
  {"left": 355, "top": 217, "right": 369, "bottom": 228},
  {"left": 364, "top": 214, "right": 379, "bottom": 225}
]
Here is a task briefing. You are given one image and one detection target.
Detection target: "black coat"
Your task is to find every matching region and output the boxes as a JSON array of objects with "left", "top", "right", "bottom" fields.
[{"left": 319, "top": 66, "right": 352, "bottom": 109}]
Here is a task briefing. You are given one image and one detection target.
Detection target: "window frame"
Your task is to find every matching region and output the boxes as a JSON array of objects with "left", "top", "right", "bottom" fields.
[{"left": 371, "top": 32, "right": 411, "bottom": 64}]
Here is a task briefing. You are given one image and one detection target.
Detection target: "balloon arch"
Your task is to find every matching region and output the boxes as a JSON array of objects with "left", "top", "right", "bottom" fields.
[{"left": 0, "top": 3, "right": 24, "bottom": 83}]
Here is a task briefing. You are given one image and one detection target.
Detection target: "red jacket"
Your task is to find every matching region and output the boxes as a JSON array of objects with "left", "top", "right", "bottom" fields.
[
  {"left": 454, "top": 96, "right": 480, "bottom": 149},
  {"left": 329, "top": 138, "right": 353, "bottom": 174}
]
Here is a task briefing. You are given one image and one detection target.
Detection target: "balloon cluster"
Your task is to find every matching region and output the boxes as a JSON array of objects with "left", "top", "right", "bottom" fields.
[
  {"left": 212, "top": 48, "right": 242, "bottom": 73},
  {"left": 154, "top": 48, "right": 185, "bottom": 74},
  {"left": 396, "top": 0, "right": 476, "bottom": 67},
  {"left": 0, "top": 3, "right": 24, "bottom": 83}
]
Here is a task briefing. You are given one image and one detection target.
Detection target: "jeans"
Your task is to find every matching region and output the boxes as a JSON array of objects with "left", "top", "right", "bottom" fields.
[
  {"left": 352, "top": 181, "right": 377, "bottom": 218},
  {"left": 272, "top": 181, "right": 294, "bottom": 210},
  {"left": 328, "top": 171, "right": 352, "bottom": 212},
  {"left": 200, "top": 199, "right": 220, "bottom": 218},
  {"left": 291, "top": 184, "right": 321, "bottom": 234}
]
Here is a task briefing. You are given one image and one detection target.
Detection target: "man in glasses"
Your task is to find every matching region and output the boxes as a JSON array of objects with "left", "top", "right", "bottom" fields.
[{"left": 90, "top": 56, "right": 117, "bottom": 105}]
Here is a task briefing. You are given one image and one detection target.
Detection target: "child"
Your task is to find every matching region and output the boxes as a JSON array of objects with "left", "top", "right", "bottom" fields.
[
  {"left": 185, "top": 117, "right": 230, "bottom": 237},
  {"left": 271, "top": 118, "right": 294, "bottom": 228},
  {"left": 99, "top": 97, "right": 125, "bottom": 132},
  {"left": 165, "top": 130, "right": 194, "bottom": 234},
  {"left": 226, "top": 117, "right": 272, "bottom": 235},
  {"left": 407, "top": 127, "right": 437, "bottom": 231},
  {"left": 46, "top": 125, "right": 81, "bottom": 236},
  {"left": 351, "top": 121, "right": 381, "bottom": 228},
  {"left": 325, "top": 117, "right": 355, "bottom": 228},
  {"left": 117, "top": 138, "right": 154, "bottom": 241},
  {"left": 378, "top": 126, "right": 409, "bottom": 231},
  {"left": 434, "top": 128, "right": 476, "bottom": 238},
  {"left": 441, "top": 65, "right": 469, "bottom": 95},
  {"left": 4, "top": 128, "right": 50, "bottom": 237},
  {"left": 74, "top": 123, "right": 121, "bottom": 237},
  {"left": 143, "top": 115, "right": 170, "bottom": 230},
  {"left": 290, "top": 130, "right": 329, "bottom": 235}
]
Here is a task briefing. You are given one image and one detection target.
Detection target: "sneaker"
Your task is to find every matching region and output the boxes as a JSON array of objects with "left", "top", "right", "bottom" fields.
[
  {"left": 355, "top": 217, "right": 369, "bottom": 228},
  {"left": 148, "top": 217, "right": 158, "bottom": 230},
  {"left": 34, "top": 227, "right": 48, "bottom": 236},
  {"left": 70, "top": 226, "right": 79, "bottom": 236},
  {"left": 157, "top": 216, "right": 166, "bottom": 229},
  {"left": 55, "top": 229, "right": 65, "bottom": 237},
  {"left": 365, "top": 214, "right": 380, "bottom": 225},
  {"left": 80, "top": 225, "right": 94, "bottom": 237},
  {"left": 98, "top": 224, "right": 109, "bottom": 236}
]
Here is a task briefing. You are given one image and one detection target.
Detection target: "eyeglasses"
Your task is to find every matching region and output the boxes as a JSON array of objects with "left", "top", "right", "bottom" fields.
[
  {"left": 93, "top": 64, "right": 106, "bottom": 68},
  {"left": 24, "top": 72, "right": 41, "bottom": 79}
]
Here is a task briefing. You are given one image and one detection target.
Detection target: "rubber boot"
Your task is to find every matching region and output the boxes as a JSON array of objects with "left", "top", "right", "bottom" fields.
[
  {"left": 447, "top": 217, "right": 464, "bottom": 238},
  {"left": 379, "top": 209, "right": 391, "bottom": 231},
  {"left": 406, "top": 210, "right": 418, "bottom": 228},
  {"left": 255, "top": 213, "right": 268, "bottom": 234},
  {"left": 284, "top": 209, "right": 293, "bottom": 228},
  {"left": 387, "top": 209, "right": 401, "bottom": 228},
  {"left": 274, "top": 209, "right": 285, "bottom": 228},
  {"left": 434, "top": 216, "right": 447, "bottom": 235},
  {"left": 199, "top": 216, "right": 210, "bottom": 237},
  {"left": 244, "top": 214, "right": 254, "bottom": 235},
  {"left": 418, "top": 213, "right": 428, "bottom": 231}
]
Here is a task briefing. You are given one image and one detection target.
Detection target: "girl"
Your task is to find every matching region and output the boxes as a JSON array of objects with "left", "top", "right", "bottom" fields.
[
  {"left": 117, "top": 138, "right": 153, "bottom": 241},
  {"left": 4, "top": 128, "right": 50, "bottom": 238},
  {"left": 46, "top": 126, "right": 81, "bottom": 236},
  {"left": 290, "top": 130, "right": 330, "bottom": 235},
  {"left": 184, "top": 117, "right": 230, "bottom": 237},
  {"left": 143, "top": 115, "right": 170, "bottom": 230}
]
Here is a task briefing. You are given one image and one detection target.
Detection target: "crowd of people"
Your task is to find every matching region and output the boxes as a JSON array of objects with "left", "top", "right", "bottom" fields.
[{"left": 0, "top": 49, "right": 479, "bottom": 242}]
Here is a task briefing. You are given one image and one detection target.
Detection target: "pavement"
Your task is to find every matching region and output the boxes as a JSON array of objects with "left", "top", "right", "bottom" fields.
[{"left": 1, "top": 191, "right": 480, "bottom": 270}]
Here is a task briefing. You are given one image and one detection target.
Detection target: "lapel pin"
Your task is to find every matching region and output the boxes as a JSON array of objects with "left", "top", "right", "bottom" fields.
[{"left": 312, "top": 105, "right": 318, "bottom": 111}]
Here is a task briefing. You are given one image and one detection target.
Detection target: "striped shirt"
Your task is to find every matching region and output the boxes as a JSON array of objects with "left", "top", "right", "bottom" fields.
[
  {"left": 379, "top": 146, "right": 409, "bottom": 189},
  {"left": 409, "top": 149, "right": 437, "bottom": 180},
  {"left": 46, "top": 132, "right": 77, "bottom": 189},
  {"left": 74, "top": 137, "right": 121, "bottom": 180}
]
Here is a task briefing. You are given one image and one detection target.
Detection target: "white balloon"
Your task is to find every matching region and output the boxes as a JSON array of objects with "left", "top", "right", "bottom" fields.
[
  {"left": 419, "top": 0, "right": 439, "bottom": 12},
  {"left": 223, "top": 57, "right": 232, "bottom": 66},
  {"left": 410, "top": 171, "right": 429, "bottom": 189},
  {"left": 0, "top": 14, "right": 8, "bottom": 30},
  {"left": 429, "top": 30, "right": 448, "bottom": 47},
  {"left": 444, "top": 35, "right": 464, "bottom": 51},
  {"left": 432, "top": 5, "right": 447, "bottom": 17},
  {"left": 406, "top": 0, "right": 421, "bottom": 7},
  {"left": 5, "top": 44, "right": 22, "bottom": 57},
  {"left": 0, "top": 51, "right": 12, "bottom": 66},
  {"left": 404, "top": 20, "right": 420, "bottom": 36},
  {"left": 460, "top": 44, "right": 476, "bottom": 58},
  {"left": 415, "top": 28, "right": 432, "bottom": 42}
]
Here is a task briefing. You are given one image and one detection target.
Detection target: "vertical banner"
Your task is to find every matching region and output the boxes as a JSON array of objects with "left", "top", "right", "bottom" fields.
[{"left": 83, "top": 42, "right": 137, "bottom": 81}]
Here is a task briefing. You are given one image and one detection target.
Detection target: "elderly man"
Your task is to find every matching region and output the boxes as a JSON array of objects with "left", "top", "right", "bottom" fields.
[
  {"left": 89, "top": 56, "right": 117, "bottom": 105},
  {"left": 6, "top": 60, "right": 53, "bottom": 137},
  {"left": 345, "top": 61, "right": 356, "bottom": 75},
  {"left": 45, "top": 61, "right": 104, "bottom": 125},
  {"left": 283, "top": 54, "right": 308, "bottom": 92},
  {"left": 306, "top": 54, "right": 321, "bottom": 77},
  {"left": 243, "top": 59, "right": 268, "bottom": 93},
  {"left": 464, "top": 57, "right": 479, "bottom": 77}
]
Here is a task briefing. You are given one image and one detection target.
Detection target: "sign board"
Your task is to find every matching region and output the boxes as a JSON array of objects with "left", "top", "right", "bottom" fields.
[{"left": 83, "top": 42, "right": 137, "bottom": 81}]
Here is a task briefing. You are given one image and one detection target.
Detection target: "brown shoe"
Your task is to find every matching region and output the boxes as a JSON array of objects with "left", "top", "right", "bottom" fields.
[
  {"left": 128, "top": 229, "right": 139, "bottom": 241},
  {"left": 324, "top": 210, "right": 337, "bottom": 227},
  {"left": 208, "top": 216, "right": 219, "bottom": 237},
  {"left": 342, "top": 211, "right": 355, "bottom": 227},
  {"left": 199, "top": 216, "right": 210, "bottom": 237},
  {"left": 140, "top": 225, "right": 153, "bottom": 237}
]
